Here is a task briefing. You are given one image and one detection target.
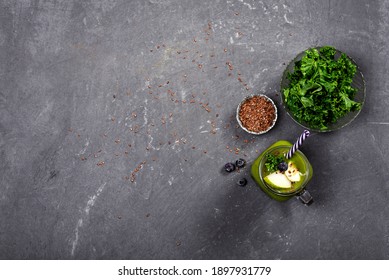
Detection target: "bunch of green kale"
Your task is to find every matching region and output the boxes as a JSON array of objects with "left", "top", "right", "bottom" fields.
[{"left": 282, "top": 46, "right": 361, "bottom": 130}]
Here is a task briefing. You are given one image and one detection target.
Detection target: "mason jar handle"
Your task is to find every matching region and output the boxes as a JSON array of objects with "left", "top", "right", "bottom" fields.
[{"left": 297, "top": 189, "right": 313, "bottom": 205}]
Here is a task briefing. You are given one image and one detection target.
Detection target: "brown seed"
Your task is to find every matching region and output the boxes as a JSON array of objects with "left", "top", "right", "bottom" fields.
[{"left": 226, "top": 61, "right": 233, "bottom": 70}]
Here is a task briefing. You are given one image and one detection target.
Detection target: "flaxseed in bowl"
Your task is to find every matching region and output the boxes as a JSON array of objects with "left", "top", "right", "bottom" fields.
[{"left": 236, "top": 94, "right": 278, "bottom": 135}]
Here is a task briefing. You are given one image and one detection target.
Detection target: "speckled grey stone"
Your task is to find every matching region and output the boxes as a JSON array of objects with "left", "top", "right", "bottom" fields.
[{"left": 0, "top": 0, "right": 388, "bottom": 260}]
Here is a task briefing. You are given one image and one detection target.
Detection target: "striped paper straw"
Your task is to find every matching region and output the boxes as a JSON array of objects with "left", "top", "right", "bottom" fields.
[{"left": 286, "top": 130, "right": 311, "bottom": 159}]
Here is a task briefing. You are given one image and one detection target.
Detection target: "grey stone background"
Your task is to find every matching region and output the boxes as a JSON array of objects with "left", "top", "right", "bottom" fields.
[{"left": 0, "top": 0, "right": 388, "bottom": 259}]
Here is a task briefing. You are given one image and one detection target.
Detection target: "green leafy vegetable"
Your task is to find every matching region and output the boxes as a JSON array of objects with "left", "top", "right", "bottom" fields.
[
  {"left": 282, "top": 46, "right": 361, "bottom": 130},
  {"left": 265, "top": 154, "right": 285, "bottom": 172}
]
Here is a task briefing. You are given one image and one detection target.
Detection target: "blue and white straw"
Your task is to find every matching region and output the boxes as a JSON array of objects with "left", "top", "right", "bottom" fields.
[{"left": 286, "top": 130, "right": 311, "bottom": 159}]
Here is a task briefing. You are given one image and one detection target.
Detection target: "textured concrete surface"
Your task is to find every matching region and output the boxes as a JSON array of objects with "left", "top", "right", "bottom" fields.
[{"left": 0, "top": 0, "right": 388, "bottom": 259}]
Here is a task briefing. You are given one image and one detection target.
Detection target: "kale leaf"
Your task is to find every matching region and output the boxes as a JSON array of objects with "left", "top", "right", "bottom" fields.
[
  {"left": 282, "top": 46, "right": 361, "bottom": 130},
  {"left": 265, "top": 154, "right": 285, "bottom": 173}
]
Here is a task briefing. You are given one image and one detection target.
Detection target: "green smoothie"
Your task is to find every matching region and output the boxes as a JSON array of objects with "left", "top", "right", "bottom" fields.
[{"left": 251, "top": 140, "right": 313, "bottom": 201}]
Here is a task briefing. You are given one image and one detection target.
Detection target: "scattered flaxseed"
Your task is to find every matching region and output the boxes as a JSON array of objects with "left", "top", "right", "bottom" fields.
[
  {"left": 130, "top": 161, "right": 146, "bottom": 183},
  {"left": 201, "top": 103, "right": 211, "bottom": 113}
]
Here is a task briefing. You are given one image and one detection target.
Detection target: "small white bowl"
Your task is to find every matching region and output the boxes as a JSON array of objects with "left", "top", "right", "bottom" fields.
[{"left": 236, "top": 94, "right": 278, "bottom": 135}]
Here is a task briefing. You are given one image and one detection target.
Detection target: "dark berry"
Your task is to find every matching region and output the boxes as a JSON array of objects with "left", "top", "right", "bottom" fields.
[
  {"left": 235, "top": 158, "right": 246, "bottom": 168},
  {"left": 278, "top": 161, "right": 288, "bottom": 172},
  {"left": 224, "top": 162, "right": 236, "bottom": 173},
  {"left": 237, "top": 177, "right": 247, "bottom": 187}
]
